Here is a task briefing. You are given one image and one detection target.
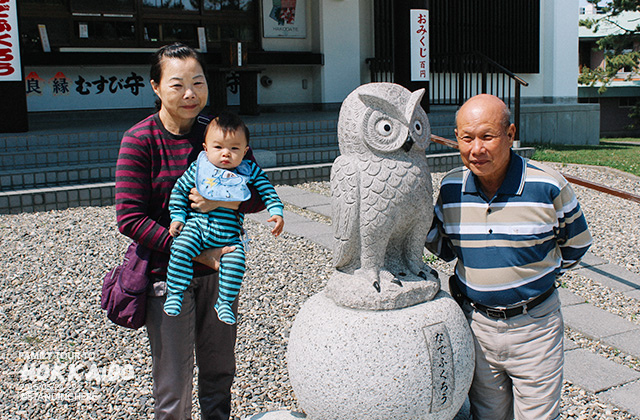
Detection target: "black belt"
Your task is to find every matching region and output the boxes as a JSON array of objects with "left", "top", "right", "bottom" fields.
[{"left": 469, "top": 285, "right": 556, "bottom": 319}]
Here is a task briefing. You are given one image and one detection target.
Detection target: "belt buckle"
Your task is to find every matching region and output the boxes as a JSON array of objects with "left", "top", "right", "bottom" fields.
[{"left": 485, "top": 308, "right": 507, "bottom": 319}]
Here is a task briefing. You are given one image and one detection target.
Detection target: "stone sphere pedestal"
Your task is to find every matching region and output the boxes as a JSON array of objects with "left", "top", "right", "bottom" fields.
[{"left": 287, "top": 290, "right": 474, "bottom": 420}]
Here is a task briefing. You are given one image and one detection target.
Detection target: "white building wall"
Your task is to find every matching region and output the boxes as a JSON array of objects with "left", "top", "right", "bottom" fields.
[
  {"left": 518, "top": 0, "right": 599, "bottom": 145},
  {"left": 314, "top": 0, "right": 363, "bottom": 105},
  {"left": 359, "top": 0, "right": 374, "bottom": 85},
  {"left": 520, "top": 0, "right": 579, "bottom": 102},
  {"left": 257, "top": 0, "right": 316, "bottom": 107},
  {"left": 258, "top": 0, "right": 365, "bottom": 107}
]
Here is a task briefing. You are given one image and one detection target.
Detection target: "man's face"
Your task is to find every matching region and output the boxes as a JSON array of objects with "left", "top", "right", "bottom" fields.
[{"left": 455, "top": 97, "right": 515, "bottom": 187}]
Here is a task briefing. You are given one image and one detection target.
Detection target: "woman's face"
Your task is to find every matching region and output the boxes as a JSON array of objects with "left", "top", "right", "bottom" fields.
[{"left": 151, "top": 56, "right": 208, "bottom": 134}]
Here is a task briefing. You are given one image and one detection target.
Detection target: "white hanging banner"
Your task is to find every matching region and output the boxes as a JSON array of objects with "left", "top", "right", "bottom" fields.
[
  {"left": 410, "top": 9, "right": 429, "bottom": 82},
  {"left": 0, "top": 0, "right": 22, "bottom": 81}
]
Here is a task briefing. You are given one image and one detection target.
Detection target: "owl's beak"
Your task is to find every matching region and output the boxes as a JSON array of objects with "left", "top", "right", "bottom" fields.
[{"left": 402, "top": 135, "right": 414, "bottom": 152}]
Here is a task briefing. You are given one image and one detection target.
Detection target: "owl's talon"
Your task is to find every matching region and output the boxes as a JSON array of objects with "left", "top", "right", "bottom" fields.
[
  {"left": 418, "top": 271, "right": 426, "bottom": 279},
  {"left": 373, "top": 281, "right": 381, "bottom": 293},
  {"left": 429, "top": 267, "right": 439, "bottom": 279},
  {"left": 391, "top": 278, "right": 403, "bottom": 287}
]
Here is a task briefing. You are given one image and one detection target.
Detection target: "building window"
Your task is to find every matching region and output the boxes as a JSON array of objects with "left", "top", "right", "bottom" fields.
[
  {"left": 144, "top": 22, "right": 197, "bottom": 43},
  {"left": 21, "top": 0, "right": 65, "bottom": 5},
  {"left": 73, "top": 20, "right": 137, "bottom": 45},
  {"left": 619, "top": 97, "right": 640, "bottom": 108},
  {"left": 142, "top": 0, "right": 199, "bottom": 12},
  {"left": 430, "top": 0, "right": 540, "bottom": 73},
  {"left": 20, "top": 18, "right": 70, "bottom": 54},
  {"left": 205, "top": 22, "right": 254, "bottom": 44},
  {"left": 578, "top": 97, "right": 599, "bottom": 104},
  {"left": 71, "top": 0, "right": 136, "bottom": 13},
  {"left": 19, "top": 0, "right": 259, "bottom": 52},
  {"left": 204, "top": 0, "right": 254, "bottom": 11}
]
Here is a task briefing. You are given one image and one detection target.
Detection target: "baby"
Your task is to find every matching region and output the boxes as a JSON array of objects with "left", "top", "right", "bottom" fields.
[{"left": 165, "top": 111, "right": 284, "bottom": 324}]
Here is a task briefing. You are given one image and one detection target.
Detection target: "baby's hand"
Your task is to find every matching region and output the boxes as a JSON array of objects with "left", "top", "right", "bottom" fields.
[
  {"left": 268, "top": 215, "right": 284, "bottom": 237},
  {"left": 170, "top": 221, "right": 184, "bottom": 237}
]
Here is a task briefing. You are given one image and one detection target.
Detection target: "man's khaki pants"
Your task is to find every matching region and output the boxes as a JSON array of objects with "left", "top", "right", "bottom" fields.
[{"left": 463, "top": 290, "right": 563, "bottom": 420}]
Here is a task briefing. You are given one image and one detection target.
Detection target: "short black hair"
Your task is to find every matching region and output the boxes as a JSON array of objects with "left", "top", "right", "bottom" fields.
[
  {"left": 150, "top": 42, "right": 205, "bottom": 84},
  {"left": 210, "top": 111, "right": 250, "bottom": 143},
  {"left": 150, "top": 43, "right": 206, "bottom": 111}
]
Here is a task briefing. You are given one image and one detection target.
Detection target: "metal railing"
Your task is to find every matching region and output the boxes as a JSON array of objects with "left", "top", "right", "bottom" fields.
[
  {"left": 431, "top": 52, "right": 528, "bottom": 138},
  {"left": 366, "top": 51, "right": 529, "bottom": 138}
]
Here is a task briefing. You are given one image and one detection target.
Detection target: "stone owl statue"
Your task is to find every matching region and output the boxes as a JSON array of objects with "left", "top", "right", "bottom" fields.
[{"left": 327, "top": 82, "right": 439, "bottom": 310}]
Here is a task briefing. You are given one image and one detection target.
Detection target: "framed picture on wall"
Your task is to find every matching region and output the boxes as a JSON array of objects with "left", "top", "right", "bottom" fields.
[{"left": 262, "top": 0, "right": 306, "bottom": 38}]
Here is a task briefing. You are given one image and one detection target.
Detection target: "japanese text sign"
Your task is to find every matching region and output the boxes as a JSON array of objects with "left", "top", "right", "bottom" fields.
[
  {"left": 25, "top": 66, "right": 155, "bottom": 112},
  {"left": 0, "top": 0, "right": 21, "bottom": 81},
  {"left": 410, "top": 9, "right": 429, "bottom": 82}
]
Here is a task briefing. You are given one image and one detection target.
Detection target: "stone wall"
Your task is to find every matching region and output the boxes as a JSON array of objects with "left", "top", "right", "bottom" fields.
[{"left": 519, "top": 103, "right": 600, "bottom": 145}]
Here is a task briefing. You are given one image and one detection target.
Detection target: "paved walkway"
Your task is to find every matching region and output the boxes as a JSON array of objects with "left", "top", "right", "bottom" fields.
[{"left": 248, "top": 185, "right": 640, "bottom": 419}]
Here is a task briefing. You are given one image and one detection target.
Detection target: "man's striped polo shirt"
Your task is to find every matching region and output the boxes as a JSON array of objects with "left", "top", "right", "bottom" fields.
[{"left": 426, "top": 152, "right": 592, "bottom": 307}]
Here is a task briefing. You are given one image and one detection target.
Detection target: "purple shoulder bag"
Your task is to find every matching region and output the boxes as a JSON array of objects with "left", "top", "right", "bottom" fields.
[{"left": 101, "top": 242, "right": 151, "bottom": 329}]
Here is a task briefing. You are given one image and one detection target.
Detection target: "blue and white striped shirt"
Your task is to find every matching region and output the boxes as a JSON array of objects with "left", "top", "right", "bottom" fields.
[{"left": 426, "top": 152, "right": 592, "bottom": 307}]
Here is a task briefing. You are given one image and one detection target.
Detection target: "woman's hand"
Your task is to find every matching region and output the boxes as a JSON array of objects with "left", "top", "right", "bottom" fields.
[
  {"left": 192, "top": 246, "right": 237, "bottom": 271},
  {"left": 189, "top": 188, "right": 241, "bottom": 213}
]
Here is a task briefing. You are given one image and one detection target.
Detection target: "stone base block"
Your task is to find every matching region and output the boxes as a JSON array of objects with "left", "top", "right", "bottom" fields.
[
  {"left": 242, "top": 411, "right": 306, "bottom": 420},
  {"left": 287, "top": 290, "right": 474, "bottom": 420},
  {"left": 325, "top": 270, "right": 440, "bottom": 310}
]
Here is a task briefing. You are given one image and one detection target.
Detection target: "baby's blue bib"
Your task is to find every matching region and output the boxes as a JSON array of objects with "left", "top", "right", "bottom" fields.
[{"left": 195, "top": 152, "right": 252, "bottom": 201}]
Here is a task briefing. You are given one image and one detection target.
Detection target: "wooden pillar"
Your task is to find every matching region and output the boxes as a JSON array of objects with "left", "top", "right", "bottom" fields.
[
  {"left": 238, "top": 69, "right": 262, "bottom": 116},
  {"left": 208, "top": 69, "right": 228, "bottom": 115},
  {"left": 0, "top": 81, "right": 28, "bottom": 132}
]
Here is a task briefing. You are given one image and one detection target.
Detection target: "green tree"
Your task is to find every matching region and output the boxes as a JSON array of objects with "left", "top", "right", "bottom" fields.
[
  {"left": 579, "top": 1, "right": 640, "bottom": 128},
  {"left": 579, "top": 0, "right": 640, "bottom": 90}
]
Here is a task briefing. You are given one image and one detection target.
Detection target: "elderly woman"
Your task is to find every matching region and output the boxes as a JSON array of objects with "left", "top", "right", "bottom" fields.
[{"left": 115, "top": 43, "right": 263, "bottom": 420}]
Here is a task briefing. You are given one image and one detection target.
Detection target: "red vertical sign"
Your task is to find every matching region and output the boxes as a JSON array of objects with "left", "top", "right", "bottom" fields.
[{"left": 0, "top": 0, "right": 21, "bottom": 81}]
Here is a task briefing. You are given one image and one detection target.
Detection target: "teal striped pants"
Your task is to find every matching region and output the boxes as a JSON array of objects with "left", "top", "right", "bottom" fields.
[{"left": 165, "top": 215, "right": 245, "bottom": 325}]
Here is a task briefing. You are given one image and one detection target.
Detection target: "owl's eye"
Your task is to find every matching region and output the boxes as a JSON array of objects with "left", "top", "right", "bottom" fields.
[
  {"left": 375, "top": 119, "right": 394, "bottom": 136},
  {"left": 414, "top": 120, "right": 423, "bottom": 135}
]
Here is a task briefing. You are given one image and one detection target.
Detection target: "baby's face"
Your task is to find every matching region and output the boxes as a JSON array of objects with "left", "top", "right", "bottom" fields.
[{"left": 203, "top": 124, "right": 248, "bottom": 170}]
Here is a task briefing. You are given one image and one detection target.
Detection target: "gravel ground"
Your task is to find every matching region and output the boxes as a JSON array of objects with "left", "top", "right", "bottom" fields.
[{"left": 0, "top": 162, "right": 639, "bottom": 419}]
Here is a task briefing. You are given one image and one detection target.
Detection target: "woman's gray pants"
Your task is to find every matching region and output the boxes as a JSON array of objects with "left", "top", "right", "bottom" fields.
[{"left": 146, "top": 272, "right": 238, "bottom": 420}]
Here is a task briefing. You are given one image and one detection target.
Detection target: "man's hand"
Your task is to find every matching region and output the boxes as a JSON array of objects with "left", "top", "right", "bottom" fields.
[
  {"left": 169, "top": 221, "right": 184, "bottom": 237},
  {"left": 268, "top": 215, "right": 285, "bottom": 237},
  {"left": 192, "top": 246, "right": 237, "bottom": 271},
  {"left": 189, "top": 188, "right": 241, "bottom": 213}
]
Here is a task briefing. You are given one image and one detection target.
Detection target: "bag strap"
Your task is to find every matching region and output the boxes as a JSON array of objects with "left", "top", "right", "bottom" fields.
[{"left": 125, "top": 242, "right": 152, "bottom": 275}]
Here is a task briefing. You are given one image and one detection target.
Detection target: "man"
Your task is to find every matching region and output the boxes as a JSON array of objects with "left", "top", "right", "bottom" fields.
[{"left": 426, "top": 94, "right": 592, "bottom": 420}]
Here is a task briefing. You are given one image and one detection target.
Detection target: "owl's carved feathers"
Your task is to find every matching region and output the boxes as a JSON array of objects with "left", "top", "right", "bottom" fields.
[{"left": 331, "top": 155, "right": 359, "bottom": 269}]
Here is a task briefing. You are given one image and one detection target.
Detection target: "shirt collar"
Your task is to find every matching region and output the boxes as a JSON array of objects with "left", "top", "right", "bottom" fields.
[{"left": 462, "top": 151, "right": 526, "bottom": 197}]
